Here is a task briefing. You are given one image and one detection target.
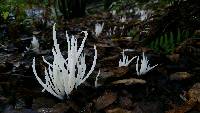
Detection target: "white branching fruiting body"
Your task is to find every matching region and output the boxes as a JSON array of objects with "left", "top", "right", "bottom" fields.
[
  {"left": 31, "top": 36, "right": 39, "bottom": 52},
  {"left": 95, "top": 23, "right": 104, "bottom": 37},
  {"left": 111, "top": 10, "right": 116, "bottom": 16},
  {"left": 136, "top": 52, "right": 158, "bottom": 76},
  {"left": 32, "top": 24, "right": 98, "bottom": 99},
  {"left": 119, "top": 50, "right": 137, "bottom": 67},
  {"left": 120, "top": 16, "right": 126, "bottom": 23}
]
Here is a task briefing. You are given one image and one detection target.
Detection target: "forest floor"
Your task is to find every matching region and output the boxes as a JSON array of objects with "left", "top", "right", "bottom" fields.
[{"left": 1, "top": 0, "right": 200, "bottom": 113}]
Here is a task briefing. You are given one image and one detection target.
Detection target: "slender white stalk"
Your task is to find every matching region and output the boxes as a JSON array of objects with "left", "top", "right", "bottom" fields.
[{"left": 95, "top": 70, "right": 101, "bottom": 87}]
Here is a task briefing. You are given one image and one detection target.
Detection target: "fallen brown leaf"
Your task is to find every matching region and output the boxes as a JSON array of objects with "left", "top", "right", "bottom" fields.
[
  {"left": 112, "top": 78, "right": 146, "bottom": 85},
  {"left": 94, "top": 92, "right": 117, "bottom": 110},
  {"left": 169, "top": 72, "right": 192, "bottom": 80},
  {"left": 105, "top": 107, "right": 132, "bottom": 113}
]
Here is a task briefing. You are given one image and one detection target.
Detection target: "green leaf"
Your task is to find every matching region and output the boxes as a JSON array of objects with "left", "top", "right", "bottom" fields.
[
  {"left": 160, "top": 35, "right": 164, "bottom": 47},
  {"left": 155, "top": 37, "right": 159, "bottom": 49},
  {"left": 163, "top": 34, "right": 168, "bottom": 48},
  {"left": 169, "top": 32, "right": 174, "bottom": 45},
  {"left": 2, "top": 11, "right": 9, "bottom": 20},
  {"left": 150, "top": 41, "right": 154, "bottom": 49},
  {"left": 177, "top": 28, "right": 181, "bottom": 43}
]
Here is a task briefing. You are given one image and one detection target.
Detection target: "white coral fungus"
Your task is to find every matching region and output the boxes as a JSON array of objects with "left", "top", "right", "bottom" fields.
[
  {"left": 32, "top": 24, "right": 98, "bottom": 99},
  {"left": 119, "top": 49, "right": 137, "bottom": 67},
  {"left": 26, "top": 36, "right": 39, "bottom": 52},
  {"left": 136, "top": 52, "right": 158, "bottom": 76},
  {"left": 95, "top": 23, "right": 104, "bottom": 37},
  {"left": 120, "top": 16, "right": 126, "bottom": 23}
]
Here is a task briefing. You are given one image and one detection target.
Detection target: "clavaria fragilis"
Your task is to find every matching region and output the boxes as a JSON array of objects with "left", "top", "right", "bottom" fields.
[
  {"left": 32, "top": 24, "right": 98, "bottom": 99},
  {"left": 136, "top": 52, "right": 158, "bottom": 76}
]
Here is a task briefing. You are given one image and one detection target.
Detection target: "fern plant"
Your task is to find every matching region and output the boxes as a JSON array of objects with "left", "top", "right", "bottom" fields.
[{"left": 149, "top": 29, "right": 189, "bottom": 54}]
